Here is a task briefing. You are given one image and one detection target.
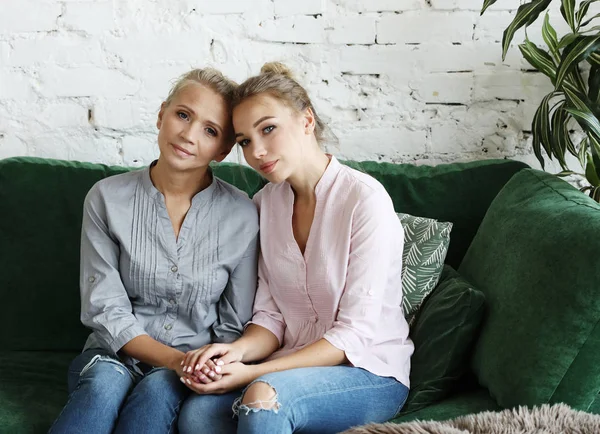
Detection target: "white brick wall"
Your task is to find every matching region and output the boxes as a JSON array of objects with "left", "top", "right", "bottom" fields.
[{"left": 0, "top": 0, "right": 589, "bottom": 173}]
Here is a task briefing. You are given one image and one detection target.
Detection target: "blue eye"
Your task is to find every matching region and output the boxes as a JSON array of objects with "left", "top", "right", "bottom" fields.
[
  {"left": 263, "top": 125, "right": 275, "bottom": 134},
  {"left": 177, "top": 111, "right": 189, "bottom": 120},
  {"left": 206, "top": 127, "right": 217, "bottom": 137},
  {"left": 237, "top": 139, "right": 250, "bottom": 147}
]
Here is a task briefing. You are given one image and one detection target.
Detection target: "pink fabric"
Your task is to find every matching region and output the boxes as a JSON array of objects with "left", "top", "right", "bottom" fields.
[{"left": 250, "top": 156, "right": 414, "bottom": 385}]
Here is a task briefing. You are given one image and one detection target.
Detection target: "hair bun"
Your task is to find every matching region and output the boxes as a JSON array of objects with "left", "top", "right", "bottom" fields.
[{"left": 260, "top": 62, "right": 294, "bottom": 79}]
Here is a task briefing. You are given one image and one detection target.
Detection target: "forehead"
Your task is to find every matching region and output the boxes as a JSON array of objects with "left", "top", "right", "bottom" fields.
[
  {"left": 171, "top": 83, "right": 229, "bottom": 119},
  {"left": 234, "top": 94, "right": 290, "bottom": 119}
]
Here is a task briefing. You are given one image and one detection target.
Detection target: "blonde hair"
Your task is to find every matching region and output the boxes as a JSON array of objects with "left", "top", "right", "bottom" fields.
[
  {"left": 165, "top": 68, "right": 238, "bottom": 109},
  {"left": 232, "top": 62, "right": 331, "bottom": 145}
]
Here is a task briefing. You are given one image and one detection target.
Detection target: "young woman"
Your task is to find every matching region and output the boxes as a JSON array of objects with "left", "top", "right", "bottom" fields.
[
  {"left": 178, "top": 63, "right": 414, "bottom": 434},
  {"left": 49, "top": 69, "right": 259, "bottom": 434}
]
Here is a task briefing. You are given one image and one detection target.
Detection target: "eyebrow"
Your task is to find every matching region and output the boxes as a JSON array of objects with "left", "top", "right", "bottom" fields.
[
  {"left": 235, "top": 116, "right": 276, "bottom": 138},
  {"left": 176, "top": 104, "right": 223, "bottom": 132}
]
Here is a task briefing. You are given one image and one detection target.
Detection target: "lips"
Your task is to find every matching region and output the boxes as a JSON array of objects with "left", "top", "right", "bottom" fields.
[
  {"left": 171, "top": 143, "right": 194, "bottom": 157},
  {"left": 259, "top": 160, "right": 278, "bottom": 174}
]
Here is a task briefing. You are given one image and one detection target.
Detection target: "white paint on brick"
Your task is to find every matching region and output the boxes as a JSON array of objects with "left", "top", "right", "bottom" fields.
[
  {"left": 328, "top": 16, "right": 376, "bottom": 45},
  {"left": 121, "top": 135, "right": 158, "bottom": 167},
  {"left": 0, "top": 70, "right": 34, "bottom": 101},
  {"left": 8, "top": 36, "right": 104, "bottom": 67},
  {"left": 413, "top": 73, "right": 474, "bottom": 104},
  {"left": 0, "top": 0, "right": 584, "bottom": 172},
  {"left": 340, "top": 0, "right": 422, "bottom": 12},
  {"left": 337, "top": 127, "right": 428, "bottom": 160},
  {"left": 253, "top": 16, "right": 325, "bottom": 44},
  {"left": 0, "top": 1, "right": 61, "bottom": 33},
  {"left": 62, "top": 2, "right": 115, "bottom": 35},
  {"left": 378, "top": 12, "right": 474, "bottom": 44},
  {"left": 432, "top": 0, "right": 521, "bottom": 11},
  {"left": 38, "top": 67, "right": 139, "bottom": 98},
  {"left": 274, "top": 0, "right": 325, "bottom": 16}
]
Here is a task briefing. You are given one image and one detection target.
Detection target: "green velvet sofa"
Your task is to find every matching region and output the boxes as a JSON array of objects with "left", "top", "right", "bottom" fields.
[{"left": 1, "top": 156, "right": 599, "bottom": 433}]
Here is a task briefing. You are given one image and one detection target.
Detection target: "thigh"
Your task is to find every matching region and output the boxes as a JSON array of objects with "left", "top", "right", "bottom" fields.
[
  {"left": 243, "top": 366, "right": 408, "bottom": 434},
  {"left": 115, "top": 368, "right": 190, "bottom": 434},
  {"left": 179, "top": 391, "right": 241, "bottom": 434}
]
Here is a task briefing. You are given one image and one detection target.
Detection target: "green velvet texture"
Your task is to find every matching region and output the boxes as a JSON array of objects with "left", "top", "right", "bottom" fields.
[
  {"left": 393, "top": 387, "right": 500, "bottom": 424},
  {"left": 459, "top": 169, "right": 600, "bottom": 410},
  {"left": 400, "top": 265, "right": 485, "bottom": 414},
  {"left": 344, "top": 159, "right": 528, "bottom": 268},
  {"left": 0, "top": 351, "right": 75, "bottom": 433}
]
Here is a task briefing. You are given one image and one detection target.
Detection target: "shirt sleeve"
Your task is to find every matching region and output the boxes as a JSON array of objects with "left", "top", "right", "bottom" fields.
[
  {"left": 212, "top": 232, "right": 259, "bottom": 343},
  {"left": 323, "top": 189, "right": 402, "bottom": 357},
  {"left": 79, "top": 186, "right": 148, "bottom": 353}
]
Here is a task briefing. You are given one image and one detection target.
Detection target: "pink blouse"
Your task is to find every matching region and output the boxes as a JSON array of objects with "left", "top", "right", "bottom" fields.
[{"left": 250, "top": 156, "right": 414, "bottom": 385}]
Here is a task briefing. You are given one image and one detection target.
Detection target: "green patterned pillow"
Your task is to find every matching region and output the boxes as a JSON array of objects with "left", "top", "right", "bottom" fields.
[{"left": 397, "top": 213, "right": 453, "bottom": 323}]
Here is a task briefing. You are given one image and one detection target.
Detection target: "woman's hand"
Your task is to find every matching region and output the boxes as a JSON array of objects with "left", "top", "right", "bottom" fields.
[
  {"left": 186, "top": 362, "right": 258, "bottom": 395},
  {"left": 182, "top": 343, "right": 245, "bottom": 376}
]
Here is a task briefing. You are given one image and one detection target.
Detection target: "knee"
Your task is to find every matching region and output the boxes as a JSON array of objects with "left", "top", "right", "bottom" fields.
[
  {"left": 241, "top": 381, "right": 279, "bottom": 410},
  {"left": 78, "top": 359, "right": 133, "bottom": 398}
]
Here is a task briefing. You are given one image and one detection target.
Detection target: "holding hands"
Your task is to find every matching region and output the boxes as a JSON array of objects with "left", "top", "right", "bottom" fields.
[{"left": 178, "top": 343, "right": 255, "bottom": 394}]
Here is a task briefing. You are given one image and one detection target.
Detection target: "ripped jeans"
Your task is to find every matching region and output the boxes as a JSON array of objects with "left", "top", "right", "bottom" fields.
[
  {"left": 48, "top": 349, "right": 189, "bottom": 434},
  {"left": 178, "top": 365, "right": 409, "bottom": 434}
]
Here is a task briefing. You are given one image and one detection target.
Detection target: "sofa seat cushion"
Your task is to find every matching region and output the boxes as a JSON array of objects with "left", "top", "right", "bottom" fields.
[
  {"left": 392, "top": 387, "right": 500, "bottom": 424},
  {"left": 458, "top": 169, "right": 600, "bottom": 410},
  {"left": 0, "top": 351, "right": 76, "bottom": 433}
]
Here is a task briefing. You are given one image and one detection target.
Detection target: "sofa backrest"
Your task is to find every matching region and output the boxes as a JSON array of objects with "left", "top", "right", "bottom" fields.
[{"left": 0, "top": 156, "right": 527, "bottom": 351}]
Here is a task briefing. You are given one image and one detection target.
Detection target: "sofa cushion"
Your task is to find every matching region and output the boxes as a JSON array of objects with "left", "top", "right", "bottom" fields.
[
  {"left": 393, "top": 387, "right": 500, "bottom": 424},
  {"left": 344, "top": 159, "right": 528, "bottom": 268},
  {"left": 0, "top": 351, "right": 75, "bottom": 433},
  {"left": 458, "top": 169, "right": 600, "bottom": 410},
  {"left": 397, "top": 213, "right": 452, "bottom": 321},
  {"left": 401, "top": 265, "right": 485, "bottom": 413}
]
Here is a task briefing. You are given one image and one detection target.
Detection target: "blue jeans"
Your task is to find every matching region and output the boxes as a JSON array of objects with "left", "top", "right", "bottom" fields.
[
  {"left": 49, "top": 349, "right": 189, "bottom": 434},
  {"left": 179, "top": 366, "right": 408, "bottom": 434}
]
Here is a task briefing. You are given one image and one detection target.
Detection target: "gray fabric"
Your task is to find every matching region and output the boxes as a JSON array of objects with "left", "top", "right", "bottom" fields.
[
  {"left": 80, "top": 164, "right": 259, "bottom": 359},
  {"left": 342, "top": 403, "right": 600, "bottom": 434}
]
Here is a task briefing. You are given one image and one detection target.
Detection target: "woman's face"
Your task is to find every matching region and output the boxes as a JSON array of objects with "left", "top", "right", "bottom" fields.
[
  {"left": 233, "top": 93, "right": 311, "bottom": 183},
  {"left": 156, "top": 83, "right": 233, "bottom": 172}
]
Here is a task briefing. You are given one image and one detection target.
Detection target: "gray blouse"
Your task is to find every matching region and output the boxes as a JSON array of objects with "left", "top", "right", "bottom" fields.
[{"left": 80, "top": 164, "right": 259, "bottom": 359}]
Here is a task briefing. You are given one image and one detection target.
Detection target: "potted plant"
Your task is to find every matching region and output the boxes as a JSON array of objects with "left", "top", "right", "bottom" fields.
[{"left": 481, "top": 0, "right": 600, "bottom": 201}]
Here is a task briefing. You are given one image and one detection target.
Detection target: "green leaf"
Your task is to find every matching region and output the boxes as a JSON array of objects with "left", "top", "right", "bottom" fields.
[
  {"left": 581, "top": 12, "right": 600, "bottom": 27},
  {"left": 556, "top": 170, "right": 585, "bottom": 176},
  {"left": 543, "top": 12, "right": 560, "bottom": 60},
  {"left": 533, "top": 92, "right": 558, "bottom": 167},
  {"left": 589, "top": 65, "right": 600, "bottom": 103},
  {"left": 586, "top": 153, "right": 600, "bottom": 186},
  {"left": 519, "top": 40, "right": 557, "bottom": 83},
  {"left": 563, "top": 85, "right": 592, "bottom": 110},
  {"left": 593, "top": 186, "right": 600, "bottom": 201},
  {"left": 561, "top": 0, "right": 577, "bottom": 32},
  {"left": 501, "top": 0, "right": 553, "bottom": 61},
  {"left": 577, "top": 0, "right": 600, "bottom": 29},
  {"left": 588, "top": 51, "right": 600, "bottom": 67},
  {"left": 564, "top": 108, "right": 600, "bottom": 139},
  {"left": 559, "top": 32, "right": 581, "bottom": 49},
  {"left": 556, "top": 35, "right": 600, "bottom": 88},
  {"left": 481, "top": 0, "right": 498, "bottom": 15},
  {"left": 551, "top": 107, "right": 569, "bottom": 168},
  {"left": 578, "top": 136, "right": 589, "bottom": 168},
  {"left": 588, "top": 133, "right": 600, "bottom": 184}
]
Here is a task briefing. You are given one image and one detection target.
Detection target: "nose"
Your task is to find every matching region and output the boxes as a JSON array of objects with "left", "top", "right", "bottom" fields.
[
  {"left": 179, "top": 123, "right": 197, "bottom": 145},
  {"left": 251, "top": 139, "right": 267, "bottom": 160}
]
